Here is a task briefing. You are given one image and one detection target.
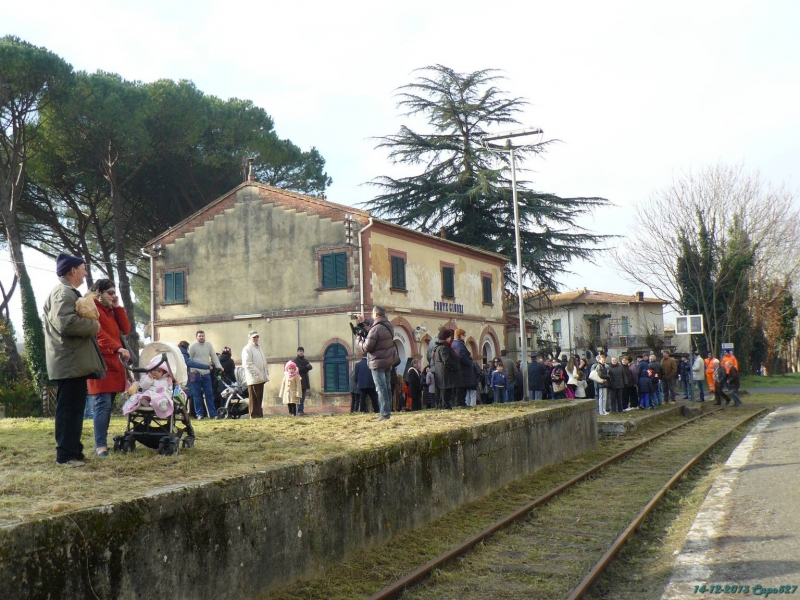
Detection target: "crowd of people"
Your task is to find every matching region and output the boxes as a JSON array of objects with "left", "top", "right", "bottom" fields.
[{"left": 42, "top": 250, "right": 744, "bottom": 467}]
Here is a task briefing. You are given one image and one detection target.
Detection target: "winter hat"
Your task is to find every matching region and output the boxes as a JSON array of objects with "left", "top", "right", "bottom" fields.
[
  {"left": 146, "top": 356, "right": 169, "bottom": 373},
  {"left": 56, "top": 253, "right": 85, "bottom": 276},
  {"left": 285, "top": 360, "right": 298, "bottom": 373},
  {"left": 222, "top": 346, "right": 232, "bottom": 354}
]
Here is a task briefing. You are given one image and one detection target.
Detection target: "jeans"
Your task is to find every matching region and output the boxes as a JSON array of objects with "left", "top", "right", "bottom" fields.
[
  {"left": 465, "top": 389, "right": 477, "bottom": 407},
  {"left": 530, "top": 390, "right": 543, "bottom": 400},
  {"left": 55, "top": 377, "right": 88, "bottom": 463},
  {"left": 597, "top": 388, "right": 608, "bottom": 413},
  {"left": 504, "top": 381, "right": 515, "bottom": 403},
  {"left": 653, "top": 381, "right": 663, "bottom": 406},
  {"left": 191, "top": 373, "right": 217, "bottom": 417},
  {"left": 694, "top": 380, "right": 705, "bottom": 401},
  {"left": 88, "top": 393, "right": 114, "bottom": 450},
  {"left": 371, "top": 368, "right": 392, "bottom": 418},
  {"left": 83, "top": 395, "right": 95, "bottom": 419},
  {"left": 639, "top": 391, "right": 650, "bottom": 409},
  {"left": 729, "top": 387, "right": 742, "bottom": 405},
  {"left": 682, "top": 377, "right": 691, "bottom": 398},
  {"left": 494, "top": 387, "right": 505, "bottom": 404},
  {"left": 298, "top": 390, "right": 307, "bottom": 414}
]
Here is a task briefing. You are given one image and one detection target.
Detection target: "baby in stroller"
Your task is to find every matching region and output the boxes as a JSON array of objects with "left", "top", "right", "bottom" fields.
[{"left": 122, "top": 356, "right": 175, "bottom": 419}]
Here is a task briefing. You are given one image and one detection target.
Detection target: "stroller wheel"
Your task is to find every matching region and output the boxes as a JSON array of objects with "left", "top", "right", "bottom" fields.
[
  {"left": 113, "top": 436, "right": 124, "bottom": 453},
  {"left": 181, "top": 436, "right": 195, "bottom": 449},
  {"left": 122, "top": 438, "right": 136, "bottom": 453},
  {"left": 157, "top": 435, "right": 170, "bottom": 455},
  {"left": 217, "top": 407, "right": 227, "bottom": 419}
]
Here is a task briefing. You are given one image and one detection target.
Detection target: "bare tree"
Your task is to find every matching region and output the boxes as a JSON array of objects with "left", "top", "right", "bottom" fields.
[{"left": 614, "top": 164, "right": 800, "bottom": 361}]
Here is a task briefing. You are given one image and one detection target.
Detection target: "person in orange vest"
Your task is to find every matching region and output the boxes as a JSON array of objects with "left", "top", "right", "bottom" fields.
[
  {"left": 721, "top": 350, "right": 739, "bottom": 374},
  {"left": 704, "top": 351, "right": 716, "bottom": 392}
]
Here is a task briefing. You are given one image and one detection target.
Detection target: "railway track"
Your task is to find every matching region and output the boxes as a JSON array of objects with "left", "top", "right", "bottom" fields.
[{"left": 370, "top": 406, "right": 768, "bottom": 600}]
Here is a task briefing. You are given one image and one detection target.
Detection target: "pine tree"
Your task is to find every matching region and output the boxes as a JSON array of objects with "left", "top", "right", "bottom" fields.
[{"left": 366, "top": 65, "right": 609, "bottom": 291}]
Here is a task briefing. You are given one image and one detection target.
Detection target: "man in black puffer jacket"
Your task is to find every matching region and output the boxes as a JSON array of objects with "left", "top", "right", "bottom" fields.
[{"left": 358, "top": 306, "right": 396, "bottom": 421}]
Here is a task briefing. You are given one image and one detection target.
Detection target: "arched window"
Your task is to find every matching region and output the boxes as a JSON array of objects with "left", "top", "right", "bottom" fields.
[{"left": 323, "top": 344, "right": 349, "bottom": 392}]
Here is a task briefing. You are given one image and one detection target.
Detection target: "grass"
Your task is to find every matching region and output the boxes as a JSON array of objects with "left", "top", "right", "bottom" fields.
[
  {"left": 0, "top": 401, "right": 568, "bottom": 525},
  {"left": 740, "top": 370, "right": 800, "bottom": 389}
]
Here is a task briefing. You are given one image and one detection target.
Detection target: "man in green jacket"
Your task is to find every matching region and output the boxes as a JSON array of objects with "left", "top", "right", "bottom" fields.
[{"left": 43, "top": 254, "right": 106, "bottom": 467}]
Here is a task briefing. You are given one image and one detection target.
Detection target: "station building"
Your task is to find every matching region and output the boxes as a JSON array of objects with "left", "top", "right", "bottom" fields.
[{"left": 144, "top": 178, "right": 506, "bottom": 407}]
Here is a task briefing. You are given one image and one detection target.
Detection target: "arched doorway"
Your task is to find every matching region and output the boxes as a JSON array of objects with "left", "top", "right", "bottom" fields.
[{"left": 323, "top": 343, "right": 349, "bottom": 392}]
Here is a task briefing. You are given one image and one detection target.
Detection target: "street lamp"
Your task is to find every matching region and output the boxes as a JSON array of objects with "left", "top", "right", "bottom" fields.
[{"left": 481, "top": 127, "right": 543, "bottom": 400}]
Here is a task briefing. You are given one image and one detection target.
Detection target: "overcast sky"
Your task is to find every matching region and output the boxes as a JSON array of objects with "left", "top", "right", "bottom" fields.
[{"left": 3, "top": 0, "right": 799, "bottom": 333}]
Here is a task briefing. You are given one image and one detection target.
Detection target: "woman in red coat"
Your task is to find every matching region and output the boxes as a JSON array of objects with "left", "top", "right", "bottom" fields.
[{"left": 86, "top": 279, "right": 132, "bottom": 457}]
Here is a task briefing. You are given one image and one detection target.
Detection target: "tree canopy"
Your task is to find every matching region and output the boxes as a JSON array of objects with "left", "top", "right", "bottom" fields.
[
  {"left": 365, "top": 64, "right": 609, "bottom": 292},
  {"left": 0, "top": 36, "right": 332, "bottom": 379}
]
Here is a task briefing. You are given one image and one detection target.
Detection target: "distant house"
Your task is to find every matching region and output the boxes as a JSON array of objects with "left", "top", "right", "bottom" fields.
[
  {"left": 505, "top": 288, "right": 671, "bottom": 361},
  {"left": 144, "top": 177, "right": 506, "bottom": 406}
]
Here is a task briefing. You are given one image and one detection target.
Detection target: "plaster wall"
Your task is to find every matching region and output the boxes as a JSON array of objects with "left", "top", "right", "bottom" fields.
[
  {"left": 368, "top": 230, "right": 504, "bottom": 322},
  {"left": 156, "top": 187, "right": 356, "bottom": 323},
  {"left": 0, "top": 402, "right": 597, "bottom": 600}
]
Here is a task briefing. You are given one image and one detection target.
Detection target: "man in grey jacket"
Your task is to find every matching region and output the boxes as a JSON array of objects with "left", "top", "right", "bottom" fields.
[
  {"left": 43, "top": 253, "right": 106, "bottom": 467},
  {"left": 357, "top": 306, "right": 395, "bottom": 421},
  {"left": 188, "top": 330, "right": 222, "bottom": 419}
]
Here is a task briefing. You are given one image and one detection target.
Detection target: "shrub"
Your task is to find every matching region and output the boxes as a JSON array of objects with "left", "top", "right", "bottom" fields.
[{"left": 0, "top": 376, "right": 41, "bottom": 418}]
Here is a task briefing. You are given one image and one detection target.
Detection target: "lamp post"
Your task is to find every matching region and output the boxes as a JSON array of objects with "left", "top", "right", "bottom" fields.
[{"left": 482, "top": 127, "right": 543, "bottom": 401}]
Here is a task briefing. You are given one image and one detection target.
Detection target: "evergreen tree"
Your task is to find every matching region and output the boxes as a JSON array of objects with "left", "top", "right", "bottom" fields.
[{"left": 366, "top": 65, "right": 609, "bottom": 291}]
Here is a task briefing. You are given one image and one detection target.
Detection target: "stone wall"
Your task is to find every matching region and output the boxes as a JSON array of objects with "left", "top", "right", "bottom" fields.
[{"left": 0, "top": 401, "right": 597, "bottom": 599}]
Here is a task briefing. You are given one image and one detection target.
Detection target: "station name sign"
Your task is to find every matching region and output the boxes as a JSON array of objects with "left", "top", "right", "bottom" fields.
[{"left": 433, "top": 301, "right": 464, "bottom": 314}]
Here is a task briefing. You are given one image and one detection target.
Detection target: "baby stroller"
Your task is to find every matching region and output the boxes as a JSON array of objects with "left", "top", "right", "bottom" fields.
[
  {"left": 113, "top": 341, "right": 195, "bottom": 456},
  {"left": 216, "top": 366, "right": 250, "bottom": 419}
]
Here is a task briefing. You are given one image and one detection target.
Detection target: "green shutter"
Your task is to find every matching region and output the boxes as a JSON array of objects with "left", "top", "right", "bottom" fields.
[
  {"left": 336, "top": 362, "right": 349, "bottom": 391},
  {"left": 321, "top": 254, "right": 334, "bottom": 288},
  {"left": 165, "top": 273, "right": 174, "bottom": 303},
  {"left": 324, "top": 362, "right": 337, "bottom": 392},
  {"left": 165, "top": 272, "right": 185, "bottom": 303},
  {"left": 174, "top": 272, "right": 184, "bottom": 302},
  {"left": 442, "top": 266, "right": 454, "bottom": 298},
  {"left": 391, "top": 256, "right": 406, "bottom": 290},
  {"left": 334, "top": 253, "right": 347, "bottom": 287},
  {"left": 482, "top": 276, "right": 492, "bottom": 304}
]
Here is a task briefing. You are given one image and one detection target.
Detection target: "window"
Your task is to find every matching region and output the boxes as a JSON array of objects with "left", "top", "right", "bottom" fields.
[
  {"left": 321, "top": 252, "right": 348, "bottom": 289},
  {"left": 621, "top": 316, "right": 629, "bottom": 336},
  {"left": 323, "top": 344, "right": 349, "bottom": 392},
  {"left": 441, "top": 265, "right": 455, "bottom": 298},
  {"left": 552, "top": 319, "right": 562, "bottom": 338},
  {"left": 482, "top": 274, "right": 493, "bottom": 304},
  {"left": 164, "top": 271, "right": 185, "bottom": 303},
  {"left": 391, "top": 255, "right": 406, "bottom": 290}
]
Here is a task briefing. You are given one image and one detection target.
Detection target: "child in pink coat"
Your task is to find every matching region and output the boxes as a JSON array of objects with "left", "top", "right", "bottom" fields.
[{"left": 279, "top": 360, "right": 303, "bottom": 416}]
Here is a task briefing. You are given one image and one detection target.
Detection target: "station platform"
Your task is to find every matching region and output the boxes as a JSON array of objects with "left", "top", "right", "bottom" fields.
[
  {"left": 597, "top": 400, "right": 693, "bottom": 435},
  {"left": 662, "top": 402, "right": 800, "bottom": 599}
]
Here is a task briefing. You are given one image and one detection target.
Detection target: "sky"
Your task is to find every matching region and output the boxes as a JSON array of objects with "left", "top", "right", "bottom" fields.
[{"left": 2, "top": 0, "right": 799, "bottom": 333}]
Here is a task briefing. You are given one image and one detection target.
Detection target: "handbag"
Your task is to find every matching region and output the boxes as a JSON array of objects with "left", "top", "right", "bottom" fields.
[
  {"left": 589, "top": 367, "right": 604, "bottom": 384},
  {"left": 553, "top": 380, "right": 567, "bottom": 393},
  {"left": 564, "top": 385, "right": 575, "bottom": 399}
]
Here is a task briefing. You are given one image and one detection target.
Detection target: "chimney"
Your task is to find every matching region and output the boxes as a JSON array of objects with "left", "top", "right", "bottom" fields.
[
  {"left": 247, "top": 157, "right": 255, "bottom": 182},
  {"left": 636, "top": 291, "right": 644, "bottom": 302},
  {"left": 439, "top": 227, "right": 447, "bottom": 239}
]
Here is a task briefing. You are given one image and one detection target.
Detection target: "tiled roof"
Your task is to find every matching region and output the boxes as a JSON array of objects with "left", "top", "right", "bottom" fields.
[{"left": 525, "top": 288, "right": 666, "bottom": 308}]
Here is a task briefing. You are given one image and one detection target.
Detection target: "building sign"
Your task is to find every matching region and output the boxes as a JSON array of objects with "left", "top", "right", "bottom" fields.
[{"left": 433, "top": 301, "right": 464, "bottom": 314}]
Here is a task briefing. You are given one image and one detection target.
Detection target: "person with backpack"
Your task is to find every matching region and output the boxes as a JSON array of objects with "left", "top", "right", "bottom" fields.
[{"left": 550, "top": 362, "right": 567, "bottom": 400}]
